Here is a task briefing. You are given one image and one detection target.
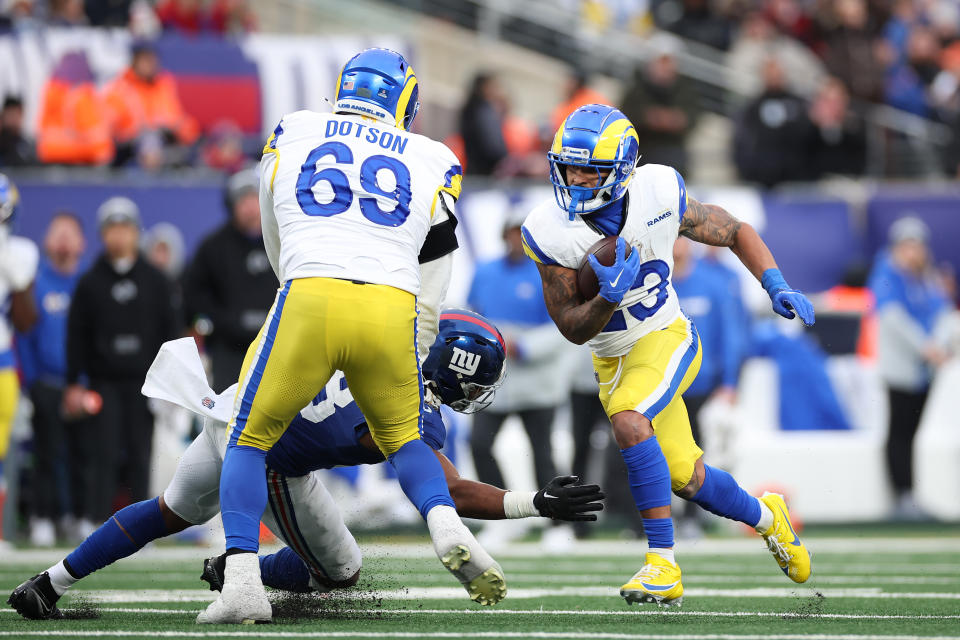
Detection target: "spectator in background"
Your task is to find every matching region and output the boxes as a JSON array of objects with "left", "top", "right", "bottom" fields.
[
  {"left": 868, "top": 217, "right": 950, "bottom": 520},
  {"left": 17, "top": 213, "right": 86, "bottom": 546},
  {"left": 104, "top": 41, "right": 199, "bottom": 168},
  {"left": 183, "top": 169, "right": 277, "bottom": 391},
  {"left": 726, "top": 11, "right": 826, "bottom": 100},
  {"left": 0, "top": 173, "right": 38, "bottom": 547},
  {"left": 821, "top": 0, "right": 886, "bottom": 103},
  {"left": 144, "top": 221, "right": 186, "bottom": 319},
  {"left": 733, "top": 57, "right": 813, "bottom": 187},
  {"left": 550, "top": 69, "right": 609, "bottom": 131},
  {"left": 655, "top": 0, "right": 733, "bottom": 51},
  {"left": 36, "top": 52, "right": 114, "bottom": 166},
  {"left": 209, "top": 0, "right": 256, "bottom": 34},
  {"left": 201, "top": 121, "right": 249, "bottom": 173},
  {"left": 807, "top": 77, "right": 867, "bottom": 178},
  {"left": 154, "top": 0, "right": 204, "bottom": 32},
  {"left": 0, "top": 96, "right": 34, "bottom": 166},
  {"left": 459, "top": 73, "right": 509, "bottom": 176},
  {"left": 672, "top": 237, "right": 744, "bottom": 536},
  {"left": 567, "top": 347, "right": 608, "bottom": 539},
  {"left": 885, "top": 25, "right": 941, "bottom": 116},
  {"left": 619, "top": 36, "right": 699, "bottom": 175},
  {"left": 48, "top": 0, "right": 88, "bottom": 26},
  {"left": 64, "top": 197, "right": 177, "bottom": 521},
  {"left": 83, "top": 0, "right": 132, "bottom": 27},
  {"left": 468, "top": 211, "right": 572, "bottom": 551},
  {"left": 763, "top": 0, "right": 819, "bottom": 50}
]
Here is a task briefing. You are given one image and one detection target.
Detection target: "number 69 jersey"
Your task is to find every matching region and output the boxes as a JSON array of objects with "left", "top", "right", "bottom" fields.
[
  {"left": 521, "top": 163, "right": 688, "bottom": 358},
  {"left": 259, "top": 110, "right": 462, "bottom": 295}
]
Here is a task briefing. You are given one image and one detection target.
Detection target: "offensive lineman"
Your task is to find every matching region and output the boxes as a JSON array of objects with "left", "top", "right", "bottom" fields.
[
  {"left": 521, "top": 104, "right": 816, "bottom": 607},
  {"left": 8, "top": 314, "right": 603, "bottom": 621},
  {"left": 203, "top": 49, "right": 502, "bottom": 623}
]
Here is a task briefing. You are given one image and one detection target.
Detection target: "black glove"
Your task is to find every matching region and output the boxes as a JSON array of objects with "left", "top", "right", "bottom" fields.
[{"left": 533, "top": 475, "right": 605, "bottom": 522}]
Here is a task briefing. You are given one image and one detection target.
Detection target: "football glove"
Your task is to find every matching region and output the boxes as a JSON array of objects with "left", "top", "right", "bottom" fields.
[
  {"left": 587, "top": 237, "right": 640, "bottom": 305},
  {"left": 533, "top": 475, "right": 605, "bottom": 522},
  {"left": 762, "top": 268, "right": 815, "bottom": 327}
]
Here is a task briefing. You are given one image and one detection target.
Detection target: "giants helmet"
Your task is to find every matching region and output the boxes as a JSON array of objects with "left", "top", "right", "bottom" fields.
[{"left": 422, "top": 309, "right": 506, "bottom": 414}]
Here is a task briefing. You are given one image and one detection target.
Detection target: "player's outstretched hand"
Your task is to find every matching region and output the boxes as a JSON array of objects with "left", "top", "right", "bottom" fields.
[
  {"left": 534, "top": 475, "right": 605, "bottom": 521},
  {"left": 771, "top": 289, "right": 816, "bottom": 327},
  {"left": 588, "top": 237, "right": 640, "bottom": 305}
]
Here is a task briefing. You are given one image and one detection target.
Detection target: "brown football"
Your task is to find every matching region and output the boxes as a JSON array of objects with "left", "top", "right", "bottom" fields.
[{"left": 576, "top": 235, "right": 630, "bottom": 300}]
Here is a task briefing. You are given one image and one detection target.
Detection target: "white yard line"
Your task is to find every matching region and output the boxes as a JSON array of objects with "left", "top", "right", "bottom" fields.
[
  {"left": 3, "top": 606, "right": 959, "bottom": 621},
  {"left": 51, "top": 586, "right": 960, "bottom": 603},
  {"left": 2, "top": 631, "right": 960, "bottom": 639}
]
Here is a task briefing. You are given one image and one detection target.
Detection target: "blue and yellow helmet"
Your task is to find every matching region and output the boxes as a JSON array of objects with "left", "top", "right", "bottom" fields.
[
  {"left": 0, "top": 173, "right": 20, "bottom": 225},
  {"left": 548, "top": 104, "right": 640, "bottom": 219},
  {"left": 334, "top": 48, "right": 420, "bottom": 131}
]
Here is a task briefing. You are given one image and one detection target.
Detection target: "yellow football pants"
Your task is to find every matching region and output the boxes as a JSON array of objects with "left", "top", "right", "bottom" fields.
[
  {"left": 227, "top": 277, "right": 423, "bottom": 457},
  {"left": 0, "top": 368, "right": 18, "bottom": 460},
  {"left": 593, "top": 315, "right": 704, "bottom": 490}
]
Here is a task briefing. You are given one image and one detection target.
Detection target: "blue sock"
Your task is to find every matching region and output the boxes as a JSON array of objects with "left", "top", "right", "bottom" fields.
[
  {"left": 621, "top": 437, "right": 673, "bottom": 511},
  {"left": 65, "top": 497, "right": 169, "bottom": 578},
  {"left": 221, "top": 443, "right": 267, "bottom": 552},
  {"left": 388, "top": 439, "right": 455, "bottom": 519},
  {"left": 643, "top": 517, "right": 674, "bottom": 549},
  {"left": 260, "top": 547, "right": 312, "bottom": 592},
  {"left": 690, "top": 465, "right": 761, "bottom": 527}
]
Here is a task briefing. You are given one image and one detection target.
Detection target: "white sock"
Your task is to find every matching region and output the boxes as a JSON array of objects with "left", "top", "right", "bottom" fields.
[
  {"left": 425, "top": 504, "right": 468, "bottom": 557},
  {"left": 224, "top": 552, "right": 262, "bottom": 587},
  {"left": 755, "top": 501, "right": 775, "bottom": 533},
  {"left": 47, "top": 560, "right": 78, "bottom": 596},
  {"left": 648, "top": 547, "right": 676, "bottom": 565}
]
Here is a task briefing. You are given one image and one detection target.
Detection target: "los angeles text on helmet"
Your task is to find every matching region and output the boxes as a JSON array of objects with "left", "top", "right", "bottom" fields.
[{"left": 324, "top": 118, "right": 410, "bottom": 156}]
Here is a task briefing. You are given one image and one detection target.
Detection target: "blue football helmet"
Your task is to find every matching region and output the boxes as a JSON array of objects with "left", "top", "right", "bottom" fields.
[
  {"left": 0, "top": 173, "right": 19, "bottom": 225},
  {"left": 547, "top": 104, "right": 640, "bottom": 220},
  {"left": 422, "top": 309, "right": 507, "bottom": 414},
  {"left": 335, "top": 48, "right": 420, "bottom": 131}
]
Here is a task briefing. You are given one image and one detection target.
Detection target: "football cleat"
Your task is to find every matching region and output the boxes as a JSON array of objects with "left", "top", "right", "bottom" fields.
[
  {"left": 200, "top": 554, "right": 227, "bottom": 592},
  {"left": 7, "top": 572, "right": 63, "bottom": 620},
  {"left": 620, "top": 552, "right": 683, "bottom": 608},
  {"left": 196, "top": 553, "right": 272, "bottom": 625},
  {"left": 440, "top": 543, "right": 507, "bottom": 606},
  {"left": 759, "top": 491, "right": 811, "bottom": 583}
]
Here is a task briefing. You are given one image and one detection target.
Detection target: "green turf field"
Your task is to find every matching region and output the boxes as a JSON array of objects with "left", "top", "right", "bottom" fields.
[{"left": 2, "top": 531, "right": 959, "bottom": 639}]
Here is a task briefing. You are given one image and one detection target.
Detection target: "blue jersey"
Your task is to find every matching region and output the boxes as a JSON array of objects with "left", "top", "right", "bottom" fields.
[{"left": 264, "top": 375, "right": 448, "bottom": 477}]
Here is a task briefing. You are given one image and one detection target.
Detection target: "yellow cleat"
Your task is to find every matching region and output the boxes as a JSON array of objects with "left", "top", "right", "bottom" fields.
[
  {"left": 441, "top": 544, "right": 507, "bottom": 606},
  {"left": 619, "top": 552, "right": 683, "bottom": 608},
  {"left": 759, "top": 491, "right": 811, "bottom": 583}
]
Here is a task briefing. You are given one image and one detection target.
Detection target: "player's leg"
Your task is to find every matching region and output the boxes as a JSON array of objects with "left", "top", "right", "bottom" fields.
[
  {"left": 341, "top": 282, "right": 504, "bottom": 606},
  {"left": 0, "top": 368, "right": 19, "bottom": 544},
  {"left": 201, "top": 279, "right": 340, "bottom": 624},
  {"left": 595, "top": 315, "right": 701, "bottom": 607},
  {"left": 8, "top": 422, "right": 224, "bottom": 620},
  {"left": 203, "top": 469, "right": 363, "bottom": 594}
]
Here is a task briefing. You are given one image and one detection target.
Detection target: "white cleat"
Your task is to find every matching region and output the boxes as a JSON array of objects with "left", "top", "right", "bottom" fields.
[
  {"left": 196, "top": 553, "right": 272, "bottom": 624},
  {"left": 427, "top": 505, "right": 507, "bottom": 606}
]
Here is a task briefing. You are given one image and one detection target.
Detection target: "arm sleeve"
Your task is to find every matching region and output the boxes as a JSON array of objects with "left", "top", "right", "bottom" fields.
[
  {"left": 418, "top": 252, "right": 452, "bottom": 362},
  {"left": 65, "top": 280, "right": 90, "bottom": 385}
]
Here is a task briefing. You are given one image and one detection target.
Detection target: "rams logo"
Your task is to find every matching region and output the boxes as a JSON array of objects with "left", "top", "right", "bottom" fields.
[{"left": 647, "top": 211, "right": 672, "bottom": 227}]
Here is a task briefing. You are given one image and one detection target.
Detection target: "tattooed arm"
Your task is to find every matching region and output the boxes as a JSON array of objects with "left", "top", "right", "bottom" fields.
[
  {"left": 534, "top": 262, "right": 618, "bottom": 345},
  {"left": 679, "top": 197, "right": 778, "bottom": 281}
]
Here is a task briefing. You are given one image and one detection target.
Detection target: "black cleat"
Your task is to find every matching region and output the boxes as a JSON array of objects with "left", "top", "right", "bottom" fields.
[
  {"left": 7, "top": 572, "right": 63, "bottom": 620},
  {"left": 200, "top": 554, "right": 227, "bottom": 592}
]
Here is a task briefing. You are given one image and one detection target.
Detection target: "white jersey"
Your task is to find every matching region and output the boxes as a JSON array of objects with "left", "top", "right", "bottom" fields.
[
  {"left": 0, "top": 231, "right": 39, "bottom": 360},
  {"left": 522, "top": 164, "right": 687, "bottom": 358},
  {"left": 259, "top": 110, "right": 462, "bottom": 295}
]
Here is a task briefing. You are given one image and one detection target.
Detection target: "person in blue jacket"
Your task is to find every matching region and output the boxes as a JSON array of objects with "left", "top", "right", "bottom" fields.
[{"left": 16, "top": 212, "right": 87, "bottom": 546}]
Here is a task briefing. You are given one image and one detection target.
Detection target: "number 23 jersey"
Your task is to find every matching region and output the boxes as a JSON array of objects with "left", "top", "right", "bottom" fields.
[
  {"left": 521, "top": 163, "right": 688, "bottom": 358},
  {"left": 259, "top": 110, "right": 462, "bottom": 295}
]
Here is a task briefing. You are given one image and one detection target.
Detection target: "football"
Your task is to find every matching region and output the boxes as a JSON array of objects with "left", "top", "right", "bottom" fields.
[{"left": 576, "top": 235, "right": 630, "bottom": 300}]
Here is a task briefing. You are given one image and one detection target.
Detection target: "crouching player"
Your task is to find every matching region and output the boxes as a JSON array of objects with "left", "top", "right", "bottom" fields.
[{"left": 8, "top": 310, "right": 604, "bottom": 620}]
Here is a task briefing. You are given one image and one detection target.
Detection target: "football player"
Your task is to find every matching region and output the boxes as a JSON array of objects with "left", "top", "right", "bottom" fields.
[
  {"left": 0, "top": 174, "right": 38, "bottom": 548},
  {"left": 521, "top": 104, "right": 816, "bottom": 608},
  {"left": 205, "top": 48, "right": 498, "bottom": 623},
  {"left": 8, "top": 312, "right": 604, "bottom": 621}
]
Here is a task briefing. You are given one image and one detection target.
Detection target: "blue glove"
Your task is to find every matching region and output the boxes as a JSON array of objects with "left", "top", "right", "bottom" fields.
[
  {"left": 762, "top": 268, "right": 816, "bottom": 327},
  {"left": 588, "top": 237, "right": 640, "bottom": 305}
]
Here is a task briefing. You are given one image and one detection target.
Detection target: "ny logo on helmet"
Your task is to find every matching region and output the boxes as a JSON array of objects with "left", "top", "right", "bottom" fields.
[{"left": 448, "top": 347, "right": 480, "bottom": 376}]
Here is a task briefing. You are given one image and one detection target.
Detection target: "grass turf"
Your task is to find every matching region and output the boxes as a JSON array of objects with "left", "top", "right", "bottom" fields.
[{"left": 2, "top": 530, "right": 959, "bottom": 639}]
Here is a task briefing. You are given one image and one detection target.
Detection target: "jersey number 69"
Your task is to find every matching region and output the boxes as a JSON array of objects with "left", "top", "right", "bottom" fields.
[{"left": 296, "top": 141, "right": 412, "bottom": 227}]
